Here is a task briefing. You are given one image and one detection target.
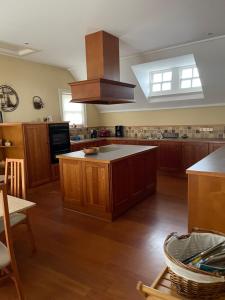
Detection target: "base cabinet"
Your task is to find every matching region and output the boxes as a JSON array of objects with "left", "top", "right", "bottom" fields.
[
  {"left": 70, "top": 139, "right": 225, "bottom": 177},
  {"left": 59, "top": 148, "right": 157, "bottom": 221},
  {"left": 158, "top": 142, "right": 182, "bottom": 172},
  {"left": 182, "top": 143, "right": 209, "bottom": 170},
  {"left": 70, "top": 139, "right": 108, "bottom": 152},
  {"left": 209, "top": 142, "right": 225, "bottom": 153},
  {"left": 188, "top": 173, "right": 225, "bottom": 233},
  {"left": 24, "top": 124, "right": 51, "bottom": 188}
]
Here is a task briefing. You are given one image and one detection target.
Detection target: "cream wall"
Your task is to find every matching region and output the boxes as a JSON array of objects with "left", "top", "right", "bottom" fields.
[
  {"left": 99, "top": 106, "right": 225, "bottom": 126},
  {"left": 0, "top": 54, "right": 100, "bottom": 126},
  {"left": 86, "top": 104, "right": 100, "bottom": 127}
]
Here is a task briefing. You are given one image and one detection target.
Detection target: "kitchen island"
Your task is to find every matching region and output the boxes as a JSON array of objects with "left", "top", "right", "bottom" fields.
[
  {"left": 187, "top": 146, "right": 225, "bottom": 233},
  {"left": 58, "top": 144, "right": 157, "bottom": 221}
]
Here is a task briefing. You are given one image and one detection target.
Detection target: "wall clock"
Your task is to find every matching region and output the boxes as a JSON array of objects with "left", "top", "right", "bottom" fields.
[{"left": 0, "top": 85, "right": 19, "bottom": 112}]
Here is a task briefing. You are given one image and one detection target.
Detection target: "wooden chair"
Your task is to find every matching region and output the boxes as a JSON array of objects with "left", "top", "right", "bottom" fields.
[
  {"left": 0, "top": 183, "right": 24, "bottom": 299},
  {"left": 0, "top": 158, "right": 36, "bottom": 253}
]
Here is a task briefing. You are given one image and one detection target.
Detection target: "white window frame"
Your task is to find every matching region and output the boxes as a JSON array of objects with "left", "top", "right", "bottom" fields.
[
  {"left": 150, "top": 69, "right": 173, "bottom": 96},
  {"left": 58, "top": 89, "right": 87, "bottom": 126},
  {"left": 179, "top": 65, "right": 202, "bottom": 92},
  {"left": 149, "top": 65, "right": 202, "bottom": 99}
]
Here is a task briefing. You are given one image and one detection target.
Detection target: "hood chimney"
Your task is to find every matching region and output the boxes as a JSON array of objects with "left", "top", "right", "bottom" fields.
[{"left": 69, "top": 31, "right": 136, "bottom": 104}]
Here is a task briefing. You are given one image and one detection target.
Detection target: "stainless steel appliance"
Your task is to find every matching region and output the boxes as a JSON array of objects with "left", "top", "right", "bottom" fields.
[
  {"left": 48, "top": 123, "right": 70, "bottom": 163},
  {"left": 115, "top": 125, "right": 124, "bottom": 137}
]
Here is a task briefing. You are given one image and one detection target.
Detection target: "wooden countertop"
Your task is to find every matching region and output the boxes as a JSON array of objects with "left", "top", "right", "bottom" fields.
[
  {"left": 187, "top": 146, "right": 225, "bottom": 177},
  {"left": 58, "top": 144, "right": 157, "bottom": 163},
  {"left": 70, "top": 137, "right": 225, "bottom": 144}
]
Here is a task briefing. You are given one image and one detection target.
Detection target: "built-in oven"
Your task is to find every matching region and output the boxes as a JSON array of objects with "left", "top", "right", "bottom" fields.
[{"left": 48, "top": 123, "right": 70, "bottom": 163}]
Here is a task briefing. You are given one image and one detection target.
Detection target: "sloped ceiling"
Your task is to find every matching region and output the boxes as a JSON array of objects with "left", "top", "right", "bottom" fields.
[
  {"left": 1, "top": 0, "right": 225, "bottom": 111},
  {"left": 97, "top": 37, "right": 225, "bottom": 112},
  {"left": 1, "top": 0, "right": 225, "bottom": 71}
]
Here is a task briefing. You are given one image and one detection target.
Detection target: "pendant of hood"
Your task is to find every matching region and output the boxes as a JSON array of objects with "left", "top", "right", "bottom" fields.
[{"left": 69, "top": 31, "right": 136, "bottom": 105}]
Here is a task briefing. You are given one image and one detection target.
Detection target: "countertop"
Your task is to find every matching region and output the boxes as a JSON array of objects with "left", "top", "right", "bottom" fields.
[
  {"left": 187, "top": 146, "right": 225, "bottom": 177},
  {"left": 70, "top": 137, "right": 225, "bottom": 144},
  {"left": 58, "top": 144, "right": 157, "bottom": 163}
]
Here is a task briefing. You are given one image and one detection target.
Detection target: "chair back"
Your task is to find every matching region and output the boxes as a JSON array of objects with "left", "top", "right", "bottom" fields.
[
  {"left": 0, "top": 183, "right": 25, "bottom": 299},
  {"left": 5, "top": 158, "right": 26, "bottom": 199}
]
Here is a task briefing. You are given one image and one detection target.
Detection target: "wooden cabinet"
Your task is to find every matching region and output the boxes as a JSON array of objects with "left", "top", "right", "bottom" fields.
[
  {"left": 70, "top": 138, "right": 225, "bottom": 177},
  {"left": 209, "top": 142, "right": 225, "bottom": 153},
  {"left": 110, "top": 139, "right": 131, "bottom": 144},
  {"left": 158, "top": 141, "right": 182, "bottom": 172},
  {"left": 59, "top": 147, "right": 157, "bottom": 221},
  {"left": 60, "top": 158, "right": 111, "bottom": 220},
  {"left": 111, "top": 149, "right": 157, "bottom": 219},
  {"left": 182, "top": 142, "right": 209, "bottom": 170},
  {"left": 187, "top": 147, "right": 225, "bottom": 233},
  {"left": 60, "top": 159, "right": 84, "bottom": 207},
  {"left": 24, "top": 124, "right": 51, "bottom": 188},
  {"left": 82, "top": 161, "right": 110, "bottom": 212},
  {"left": 70, "top": 139, "right": 108, "bottom": 152}
]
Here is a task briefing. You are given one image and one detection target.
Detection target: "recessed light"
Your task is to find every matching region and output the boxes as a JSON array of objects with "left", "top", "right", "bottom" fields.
[
  {"left": 207, "top": 33, "right": 214, "bottom": 36},
  {"left": 24, "top": 42, "right": 29, "bottom": 45}
]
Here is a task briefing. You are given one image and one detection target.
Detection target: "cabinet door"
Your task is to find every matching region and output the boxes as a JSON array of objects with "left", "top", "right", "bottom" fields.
[
  {"left": 24, "top": 124, "right": 51, "bottom": 187},
  {"left": 158, "top": 142, "right": 182, "bottom": 172},
  {"left": 82, "top": 162, "right": 110, "bottom": 212},
  {"left": 209, "top": 142, "right": 225, "bottom": 154},
  {"left": 182, "top": 142, "right": 209, "bottom": 170},
  {"left": 60, "top": 159, "right": 83, "bottom": 206}
]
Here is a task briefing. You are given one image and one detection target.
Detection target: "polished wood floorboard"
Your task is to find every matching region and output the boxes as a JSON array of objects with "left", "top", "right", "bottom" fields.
[{"left": 0, "top": 175, "right": 187, "bottom": 300}]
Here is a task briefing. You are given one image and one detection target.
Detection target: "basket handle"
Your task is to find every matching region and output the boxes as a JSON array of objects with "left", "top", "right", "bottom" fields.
[
  {"left": 164, "top": 231, "right": 192, "bottom": 246},
  {"left": 164, "top": 232, "right": 178, "bottom": 245}
]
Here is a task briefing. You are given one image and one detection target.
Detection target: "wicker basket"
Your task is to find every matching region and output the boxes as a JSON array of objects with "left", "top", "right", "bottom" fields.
[{"left": 164, "top": 228, "right": 225, "bottom": 299}]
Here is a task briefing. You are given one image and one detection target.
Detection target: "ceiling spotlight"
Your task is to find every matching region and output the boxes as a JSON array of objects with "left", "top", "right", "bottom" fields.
[{"left": 24, "top": 42, "right": 29, "bottom": 45}]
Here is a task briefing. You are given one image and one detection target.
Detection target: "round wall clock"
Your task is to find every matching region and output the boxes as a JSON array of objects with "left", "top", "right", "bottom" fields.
[{"left": 0, "top": 85, "right": 19, "bottom": 112}]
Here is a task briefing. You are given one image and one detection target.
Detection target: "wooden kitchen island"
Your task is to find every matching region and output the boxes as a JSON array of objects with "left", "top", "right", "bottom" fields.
[
  {"left": 187, "top": 146, "right": 225, "bottom": 233},
  {"left": 58, "top": 144, "right": 157, "bottom": 221}
]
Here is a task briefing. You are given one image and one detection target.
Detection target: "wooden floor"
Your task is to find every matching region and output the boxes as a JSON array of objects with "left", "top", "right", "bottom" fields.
[{"left": 1, "top": 175, "right": 187, "bottom": 300}]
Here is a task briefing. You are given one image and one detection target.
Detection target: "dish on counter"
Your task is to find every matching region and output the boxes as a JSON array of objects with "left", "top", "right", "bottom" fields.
[{"left": 83, "top": 147, "right": 99, "bottom": 155}]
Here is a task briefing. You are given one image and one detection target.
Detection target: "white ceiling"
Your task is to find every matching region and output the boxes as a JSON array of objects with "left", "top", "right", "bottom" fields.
[{"left": 1, "top": 0, "right": 225, "bottom": 73}]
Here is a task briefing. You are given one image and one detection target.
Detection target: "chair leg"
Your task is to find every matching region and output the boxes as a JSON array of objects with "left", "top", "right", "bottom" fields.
[
  {"left": 25, "top": 215, "right": 36, "bottom": 254},
  {"left": 12, "top": 274, "right": 25, "bottom": 300}
]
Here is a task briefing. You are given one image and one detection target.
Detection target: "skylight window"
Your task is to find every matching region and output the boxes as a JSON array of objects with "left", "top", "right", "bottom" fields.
[
  {"left": 131, "top": 54, "right": 204, "bottom": 104},
  {"left": 149, "top": 65, "right": 202, "bottom": 98},
  {"left": 152, "top": 70, "right": 172, "bottom": 92},
  {"left": 180, "top": 66, "right": 201, "bottom": 89}
]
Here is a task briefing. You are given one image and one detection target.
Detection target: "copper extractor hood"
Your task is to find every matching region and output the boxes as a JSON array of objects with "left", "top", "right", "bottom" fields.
[{"left": 69, "top": 31, "right": 136, "bottom": 104}]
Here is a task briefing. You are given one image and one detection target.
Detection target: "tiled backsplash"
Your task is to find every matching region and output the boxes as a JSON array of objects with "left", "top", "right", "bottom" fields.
[{"left": 70, "top": 125, "right": 225, "bottom": 139}]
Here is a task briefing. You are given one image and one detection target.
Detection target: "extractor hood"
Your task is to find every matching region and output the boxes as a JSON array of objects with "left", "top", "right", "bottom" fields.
[{"left": 69, "top": 31, "right": 136, "bottom": 104}]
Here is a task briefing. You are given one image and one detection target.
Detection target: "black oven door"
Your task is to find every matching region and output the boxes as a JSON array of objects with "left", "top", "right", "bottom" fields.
[{"left": 48, "top": 123, "right": 70, "bottom": 163}]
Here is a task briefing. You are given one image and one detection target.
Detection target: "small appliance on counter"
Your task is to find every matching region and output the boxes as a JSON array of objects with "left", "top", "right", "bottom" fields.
[
  {"left": 115, "top": 125, "right": 124, "bottom": 137},
  {"left": 90, "top": 129, "right": 98, "bottom": 138},
  {"left": 99, "top": 129, "right": 111, "bottom": 137}
]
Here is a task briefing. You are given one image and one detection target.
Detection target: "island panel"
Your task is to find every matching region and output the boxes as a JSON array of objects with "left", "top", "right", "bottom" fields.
[{"left": 187, "top": 146, "right": 225, "bottom": 233}]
